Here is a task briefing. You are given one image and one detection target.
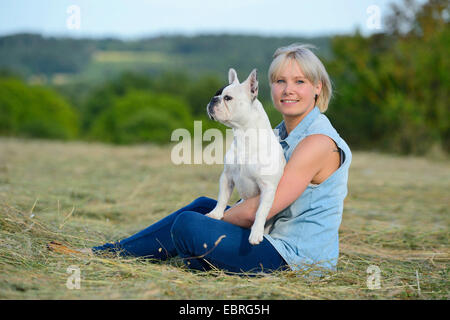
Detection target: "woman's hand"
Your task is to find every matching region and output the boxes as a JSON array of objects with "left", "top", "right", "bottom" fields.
[{"left": 222, "top": 134, "right": 338, "bottom": 228}]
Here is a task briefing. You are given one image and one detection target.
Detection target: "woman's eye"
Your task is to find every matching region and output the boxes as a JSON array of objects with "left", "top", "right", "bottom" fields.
[
  {"left": 276, "top": 79, "right": 285, "bottom": 83},
  {"left": 224, "top": 95, "right": 232, "bottom": 101},
  {"left": 296, "top": 80, "right": 304, "bottom": 84}
]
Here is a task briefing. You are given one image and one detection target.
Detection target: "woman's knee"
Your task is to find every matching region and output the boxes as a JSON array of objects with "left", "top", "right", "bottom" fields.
[
  {"left": 191, "top": 196, "right": 216, "bottom": 208},
  {"left": 170, "top": 211, "right": 207, "bottom": 258},
  {"left": 170, "top": 211, "right": 204, "bottom": 240}
]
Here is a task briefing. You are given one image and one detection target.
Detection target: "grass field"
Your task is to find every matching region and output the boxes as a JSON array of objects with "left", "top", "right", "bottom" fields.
[{"left": 0, "top": 137, "right": 448, "bottom": 299}]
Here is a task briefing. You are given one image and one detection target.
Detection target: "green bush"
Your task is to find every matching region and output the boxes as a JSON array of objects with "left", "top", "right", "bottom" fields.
[
  {"left": 0, "top": 77, "right": 78, "bottom": 139},
  {"left": 88, "top": 90, "right": 194, "bottom": 144},
  {"left": 80, "top": 72, "right": 154, "bottom": 132}
]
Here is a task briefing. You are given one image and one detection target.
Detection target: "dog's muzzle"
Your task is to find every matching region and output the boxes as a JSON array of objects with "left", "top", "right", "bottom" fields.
[{"left": 207, "top": 103, "right": 215, "bottom": 120}]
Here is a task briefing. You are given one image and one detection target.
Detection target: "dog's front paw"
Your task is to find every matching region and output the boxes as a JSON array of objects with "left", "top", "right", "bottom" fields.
[
  {"left": 248, "top": 227, "right": 264, "bottom": 245},
  {"left": 205, "top": 209, "right": 224, "bottom": 220}
]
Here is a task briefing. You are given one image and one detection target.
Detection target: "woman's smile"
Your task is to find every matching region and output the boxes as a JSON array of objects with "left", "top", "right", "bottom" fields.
[{"left": 280, "top": 99, "right": 300, "bottom": 106}]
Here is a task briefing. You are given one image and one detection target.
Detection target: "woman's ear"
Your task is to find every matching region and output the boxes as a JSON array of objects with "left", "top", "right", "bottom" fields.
[{"left": 315, "top": 80, "right": 323, "bottom": 96}]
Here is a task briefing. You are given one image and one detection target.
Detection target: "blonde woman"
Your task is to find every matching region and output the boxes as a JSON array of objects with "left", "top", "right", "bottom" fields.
[{"left": 48, "top": 44, "right": 351, "bottom": 275}]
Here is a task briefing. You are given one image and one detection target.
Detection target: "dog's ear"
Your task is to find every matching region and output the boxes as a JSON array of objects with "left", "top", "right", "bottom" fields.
[
  {"left": 245, "top": 69, "right": 258, "bottom": 102},
  {"left": 228, "top": 68, "right": 239, "bottom": 85}
]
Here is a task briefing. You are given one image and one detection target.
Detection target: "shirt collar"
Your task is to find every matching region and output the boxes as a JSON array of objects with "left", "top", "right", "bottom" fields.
[{"left": 275, "top": 106, "right": 320, "bottom": 147}]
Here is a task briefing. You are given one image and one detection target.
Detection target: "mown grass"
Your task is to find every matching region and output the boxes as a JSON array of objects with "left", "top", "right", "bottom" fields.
[{"left": 0, "top": 137, "right": 448, "bottom": 299}]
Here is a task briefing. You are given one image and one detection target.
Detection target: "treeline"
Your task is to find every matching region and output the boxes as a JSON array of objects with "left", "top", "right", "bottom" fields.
[
  {"left": 0, "top": 0, "right": 448, "bottom": 154},
  {"left": 0, "top": 71, "right": 239, "bottom": 144},
  {"left": 326, "top": 0, "right": 449, "bottom": 154}
]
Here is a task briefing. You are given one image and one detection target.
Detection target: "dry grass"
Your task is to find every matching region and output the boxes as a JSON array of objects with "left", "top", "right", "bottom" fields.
[{"left": 0, "top": 137, "right": 448, "bottom": 299}]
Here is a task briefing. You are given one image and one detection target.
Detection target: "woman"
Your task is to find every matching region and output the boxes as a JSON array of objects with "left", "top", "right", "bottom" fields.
[{"left": 48, "top": 43, "right": 352, "bottom": 275}]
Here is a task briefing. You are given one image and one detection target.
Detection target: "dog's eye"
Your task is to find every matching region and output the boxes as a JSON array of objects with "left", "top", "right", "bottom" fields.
[{"left": 224, "top": 95, "right": 233, "bottom": 101}]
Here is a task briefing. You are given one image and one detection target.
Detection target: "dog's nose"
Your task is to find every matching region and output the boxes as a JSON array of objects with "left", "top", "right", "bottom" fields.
[
  {"left": 207, "top": 96, "right": 219, "bottom": 118},
  {"left": 207, "top": 103, "right": 215, "bottom": 119}
]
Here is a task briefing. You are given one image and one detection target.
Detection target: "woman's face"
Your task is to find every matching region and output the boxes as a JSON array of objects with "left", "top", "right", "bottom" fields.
[{"left": 271, "top": 59, "right": 322, "bottom": 120}]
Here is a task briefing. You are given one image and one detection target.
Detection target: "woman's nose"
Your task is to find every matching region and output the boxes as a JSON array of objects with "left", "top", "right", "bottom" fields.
[{"left": 283, "top": 82, "right": 294, "bottom": 95}]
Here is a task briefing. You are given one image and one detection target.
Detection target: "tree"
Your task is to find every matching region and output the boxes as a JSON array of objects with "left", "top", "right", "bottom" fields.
[
  {"left": 88, "top": 90, "right": 193, "bottom": 144},
  {"left": 0, "top": 77, "right": 78, "bottom": 139}
]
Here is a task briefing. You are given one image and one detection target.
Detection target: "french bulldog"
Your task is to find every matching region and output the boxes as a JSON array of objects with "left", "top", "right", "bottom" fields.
[{"left": 206, "top": 68, "right": 286, "bottom": 245}]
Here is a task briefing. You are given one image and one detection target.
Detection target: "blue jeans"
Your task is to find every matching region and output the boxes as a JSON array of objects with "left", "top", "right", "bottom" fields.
[{"left": 92, "top": 196, "right": 288, "bottom": 274}]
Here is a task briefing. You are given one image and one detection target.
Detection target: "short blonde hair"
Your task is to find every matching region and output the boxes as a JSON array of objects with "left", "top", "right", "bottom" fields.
[{"left": 268, "top": 43, "right": 332, "bottom": 112}]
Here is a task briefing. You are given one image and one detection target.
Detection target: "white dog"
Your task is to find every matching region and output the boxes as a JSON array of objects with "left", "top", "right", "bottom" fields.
[{"left": 206, "top": 68, "right": 286, "bottom": 245}]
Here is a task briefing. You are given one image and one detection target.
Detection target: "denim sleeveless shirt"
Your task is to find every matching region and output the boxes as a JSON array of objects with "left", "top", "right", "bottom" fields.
[{"left": 264, "top": 106, "right": 352, "bottom": 273}]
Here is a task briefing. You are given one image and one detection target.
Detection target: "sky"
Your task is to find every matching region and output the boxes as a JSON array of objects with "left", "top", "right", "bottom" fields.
[{"left": 0, "top": 0, "right": 412, "bottom": 39}]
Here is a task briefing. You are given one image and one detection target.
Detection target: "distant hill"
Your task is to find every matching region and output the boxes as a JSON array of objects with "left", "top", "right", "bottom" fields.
[{"left": 0, "top": 33, "right": 332, "bottom": 85}]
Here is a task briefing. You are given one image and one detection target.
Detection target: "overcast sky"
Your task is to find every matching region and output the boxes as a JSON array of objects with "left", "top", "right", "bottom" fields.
[{"left": 0, "top": 0, "right": 413, "bottom": 39}]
